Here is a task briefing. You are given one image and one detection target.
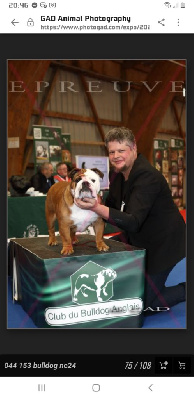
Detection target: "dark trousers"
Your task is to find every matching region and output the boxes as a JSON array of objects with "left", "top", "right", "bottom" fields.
[
  {"left": 111, "top": 234, "right": 185, "bottom": 310},
  {"left": 144, "top": 265, "right": 186, "bottom": 309}
]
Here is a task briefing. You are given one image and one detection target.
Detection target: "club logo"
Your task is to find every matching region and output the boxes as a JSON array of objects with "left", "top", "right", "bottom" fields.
[
  {"left": 23, "top": 224, "right": 39, "bottom": 238},
  {"left": 70, "top": 261, "right": 117, "bottom": 305}
]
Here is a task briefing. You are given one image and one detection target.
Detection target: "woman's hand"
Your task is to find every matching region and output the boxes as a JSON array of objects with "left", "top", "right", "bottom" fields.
[
  {"left": 74, "top": 196, "right": 109, "bottom": 221},
  {"left": 74, "top": 197, "right": 98, "bottom": 210}
]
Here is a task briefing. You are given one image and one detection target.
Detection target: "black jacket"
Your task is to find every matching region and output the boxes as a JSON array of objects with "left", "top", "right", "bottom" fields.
[
  {"left": 105, "top": 154, "right": 186, "bottom": 274},
  {"left": 30, "top": 172, "right": 55, "bottom": 194}
]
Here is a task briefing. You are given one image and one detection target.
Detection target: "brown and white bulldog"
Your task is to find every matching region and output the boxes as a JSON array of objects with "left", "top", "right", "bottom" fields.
[{"left": 45, "top": 168, "right": 109, "bottom": 255}]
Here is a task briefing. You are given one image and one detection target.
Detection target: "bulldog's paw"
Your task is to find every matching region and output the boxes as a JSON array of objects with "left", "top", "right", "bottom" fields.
[
  {"left": 48, "top": 238, "right": 58, "bottom": 246},
  {"left": 72, "top": 236, "right": 79, "bottom": 245},
  {"left": 97, "top": 241, "right": 109, "bottom": 252},
  {"left": 61, "top": 245, "right": 74, "bottom": 255}
]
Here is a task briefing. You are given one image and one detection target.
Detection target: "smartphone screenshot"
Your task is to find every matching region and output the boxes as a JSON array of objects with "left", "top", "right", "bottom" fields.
[{"left": 1, "top": 1, "right": 194, "bottom": 398}]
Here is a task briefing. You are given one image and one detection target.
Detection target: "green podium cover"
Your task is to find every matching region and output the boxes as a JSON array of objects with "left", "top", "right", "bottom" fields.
[{"left": 9, "top": 235, "right": 145, "bottom": 329}]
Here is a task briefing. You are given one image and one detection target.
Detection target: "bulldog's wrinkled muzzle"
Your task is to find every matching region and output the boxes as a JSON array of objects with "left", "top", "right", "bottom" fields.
[{"left": 76, "top": 179, "right": 97, "bottom": 199}]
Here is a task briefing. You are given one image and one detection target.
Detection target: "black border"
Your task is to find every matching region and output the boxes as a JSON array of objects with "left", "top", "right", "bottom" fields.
[{"left": 1, "top": 34, "right": 194, "bottom": 358}]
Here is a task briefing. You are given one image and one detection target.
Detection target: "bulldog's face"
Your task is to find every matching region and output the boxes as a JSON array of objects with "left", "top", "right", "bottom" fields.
[
  {"left": 104, "top": 268, "right": 117, "bottom": 281},
  {"left": 69, "top": 168, "right": 103, "bottom": 199}
]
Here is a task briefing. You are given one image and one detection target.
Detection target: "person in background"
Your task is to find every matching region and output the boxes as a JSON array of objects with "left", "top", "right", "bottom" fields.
[
  {"left": 30, "top": 162, "right": 55, "bottom": 194},
  {"left": 74, "top": 127, "right": 186, "bottom": 310},
  {"left": 54, "top": 162, "right": 71, "bottom": 183}
]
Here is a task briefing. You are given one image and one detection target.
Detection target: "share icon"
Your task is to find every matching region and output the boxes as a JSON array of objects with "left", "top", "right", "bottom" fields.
[{"left": 158, "top": 18, "right": 165, "bottom": 26}]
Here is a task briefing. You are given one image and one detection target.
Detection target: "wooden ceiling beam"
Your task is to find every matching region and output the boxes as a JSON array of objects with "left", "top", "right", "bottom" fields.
[
  {"left": 120, "top": 67, "right": 132, "bottom": 127},
  {"left": 32, "top": 109, "right": 122, "bottom": 127},
  {"left": 172, "top": 99, "right": 185, "bottom": 141},
  {"left": 51, "top": 60, "right": 141, "bottom": 88},
  {"left": 78, "top": 73, "right": 106, "bottom": 143},
  {"left": 38, "top": 68, "right": 60, "bottom": 120},
  {"left": 125, "top": 60, "right": 186, "bottom": 162}
]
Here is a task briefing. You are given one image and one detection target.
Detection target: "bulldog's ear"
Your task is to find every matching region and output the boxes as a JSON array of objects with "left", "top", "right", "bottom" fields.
[
  {"left": 91, "top": 168, "right": 104, "bottom": 179},
  {"left": 68, "top": 168, "right": 81, "bottom": 180}
]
